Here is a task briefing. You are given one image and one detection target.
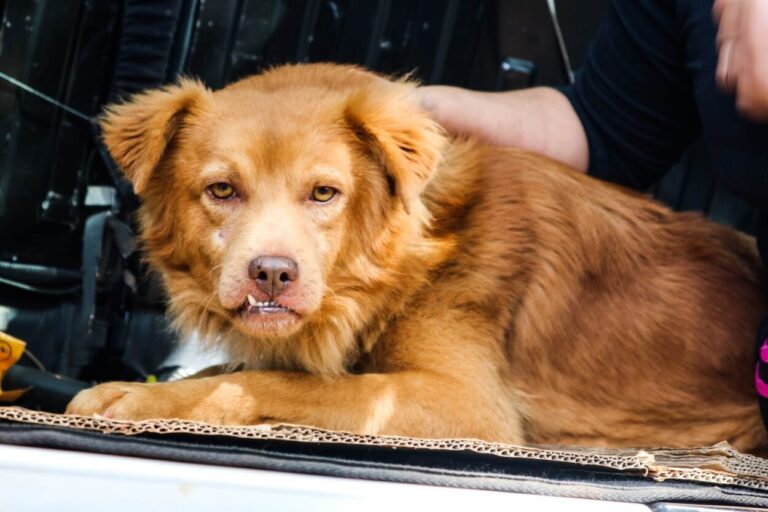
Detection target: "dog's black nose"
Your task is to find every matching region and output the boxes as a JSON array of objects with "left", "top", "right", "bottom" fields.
[{"left": 248, "top": 256, "right": 299, "bottom": 297}]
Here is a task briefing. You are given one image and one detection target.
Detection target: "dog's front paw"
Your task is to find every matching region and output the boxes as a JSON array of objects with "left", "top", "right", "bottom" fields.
[
  {"left": 66, "top": 382, "right": 177, "bottom": 421},
  {"left": 65, "top": 376, "right": 258, "bottom": 424}
]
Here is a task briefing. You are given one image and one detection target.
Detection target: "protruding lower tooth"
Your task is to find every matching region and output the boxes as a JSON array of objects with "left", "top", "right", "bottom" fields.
[{"left": 247, "top": 294, "right": 257, "bottom": 306}]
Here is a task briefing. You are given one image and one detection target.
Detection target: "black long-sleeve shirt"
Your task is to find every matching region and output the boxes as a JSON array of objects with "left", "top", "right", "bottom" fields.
[{"left": 562, "top": 0, "right": 768, "bottom": 208}]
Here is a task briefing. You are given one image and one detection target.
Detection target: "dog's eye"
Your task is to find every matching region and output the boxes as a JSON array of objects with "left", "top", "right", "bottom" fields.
[
  {"left": 208, "top": 182, "right": 236, "bottom": 200},
  {"left": 311, "top": 186, "right": 337, "bottom": 203}
]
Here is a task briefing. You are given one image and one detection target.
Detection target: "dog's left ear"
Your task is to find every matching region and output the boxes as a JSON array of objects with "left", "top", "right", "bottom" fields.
[
  {"left": 100, "top": 78, "right": 211, "bottom": 196},
  {"left": 345, "top": 81, "right": 446, "bottom": 213}
]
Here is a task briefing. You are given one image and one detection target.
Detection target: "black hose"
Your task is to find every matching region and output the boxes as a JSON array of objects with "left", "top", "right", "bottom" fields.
[
  {"left": 0, "top": 260, "right": 81, "bottom": 284},
  {"left": 4, "top": 365, "right": 90, "bottom": 413},
  {"left": 0, "top": 276, "right": 81, "bottom": 296}
]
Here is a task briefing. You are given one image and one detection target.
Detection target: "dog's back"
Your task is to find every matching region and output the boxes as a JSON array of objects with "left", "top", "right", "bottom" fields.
[{"left": 421, "top": 142, "right": 768, "bottom": 450}]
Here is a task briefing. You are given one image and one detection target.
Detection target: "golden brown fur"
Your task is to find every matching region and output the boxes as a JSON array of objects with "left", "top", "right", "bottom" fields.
[{"left": 67, "top": 63, "right": 768, "bottom": 452}]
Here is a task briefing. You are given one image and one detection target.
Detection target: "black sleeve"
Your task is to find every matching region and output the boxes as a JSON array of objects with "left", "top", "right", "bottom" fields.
[{"left": 560, "top": 0, "right": 702, "bottom": 190}]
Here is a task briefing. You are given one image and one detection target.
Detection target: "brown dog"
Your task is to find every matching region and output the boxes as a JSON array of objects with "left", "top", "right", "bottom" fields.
[{"left": 67, "top": 63, "right": 768, "bottom": 452}]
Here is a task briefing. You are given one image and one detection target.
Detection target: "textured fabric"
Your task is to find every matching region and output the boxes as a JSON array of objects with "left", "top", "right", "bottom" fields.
[{"left": 110, "top": 0, "right": 184, "bottom": 96}]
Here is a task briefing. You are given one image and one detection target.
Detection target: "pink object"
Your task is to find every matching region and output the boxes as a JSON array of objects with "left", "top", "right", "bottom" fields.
[
  {"left": 756, "top": 339, "right": 768, "bottom": 398},
  {"left": 756, "top": 364, "right": 768, "bottom": 399}
]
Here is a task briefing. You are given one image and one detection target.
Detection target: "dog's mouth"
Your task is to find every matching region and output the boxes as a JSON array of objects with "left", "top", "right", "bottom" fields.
[
  {"left": 239, "top": 293, "right": 297, "bottom": 317},
  {"left": 234, "top": 293, "right": 302, "bottom": 335}
]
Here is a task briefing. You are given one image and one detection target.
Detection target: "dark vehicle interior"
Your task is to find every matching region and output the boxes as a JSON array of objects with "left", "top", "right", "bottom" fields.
[{"left": 1, "top": 1, "right": 767, "bottom": 508}]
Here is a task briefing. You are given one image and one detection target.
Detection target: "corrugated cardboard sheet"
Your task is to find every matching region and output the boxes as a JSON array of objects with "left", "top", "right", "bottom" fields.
[{"left": 2, "top": 406, "right": 768, "bottom": 492}]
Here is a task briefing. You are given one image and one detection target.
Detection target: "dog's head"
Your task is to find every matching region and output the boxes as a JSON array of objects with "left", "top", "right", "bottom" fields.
[{"left": 101, "top": 64, "right": 448, "bottom": 374}]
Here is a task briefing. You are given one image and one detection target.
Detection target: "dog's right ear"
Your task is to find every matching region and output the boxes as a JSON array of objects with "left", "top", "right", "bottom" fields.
[
  {"left": 100, "top": 78, "right": 211, "bottom": 196},
  {"left": 344, "top": 80, "right": 446, "bottom": 214}
]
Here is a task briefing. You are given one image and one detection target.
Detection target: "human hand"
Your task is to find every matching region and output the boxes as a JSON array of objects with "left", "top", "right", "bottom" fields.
[
  {"left": 417, "top": 85, "right": 483, "bottom": 139},
  {"left": 714, "top": 0, "right": 768, "bottom": 121}
]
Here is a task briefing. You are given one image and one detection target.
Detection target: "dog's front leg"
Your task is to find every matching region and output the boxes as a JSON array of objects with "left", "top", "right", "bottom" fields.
[{"left": 65, "top": 369, "right": 523, "bottom": 442}]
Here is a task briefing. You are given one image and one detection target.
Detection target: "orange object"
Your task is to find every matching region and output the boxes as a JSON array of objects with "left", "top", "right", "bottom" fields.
[{"left": 0, "top": 331, "right": 28, "bottom": 402}]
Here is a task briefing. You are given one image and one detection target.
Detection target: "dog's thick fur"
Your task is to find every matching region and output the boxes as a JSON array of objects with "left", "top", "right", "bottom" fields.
[{"left": 67, "top": 63, "right": 768, "bottom": 452}]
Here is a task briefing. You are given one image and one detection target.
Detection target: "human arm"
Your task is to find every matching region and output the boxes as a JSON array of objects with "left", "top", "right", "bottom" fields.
[{"left": 418, "top": 85, "right": 589, "bottom": 172}]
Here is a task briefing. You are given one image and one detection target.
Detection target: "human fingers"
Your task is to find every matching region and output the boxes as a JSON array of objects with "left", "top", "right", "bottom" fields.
[
  {"left": 714, "top": 0, "right": 744, "bottom": 47},
  {"left": 716, "top": 38, "right": 736, "bottom": 91}
]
